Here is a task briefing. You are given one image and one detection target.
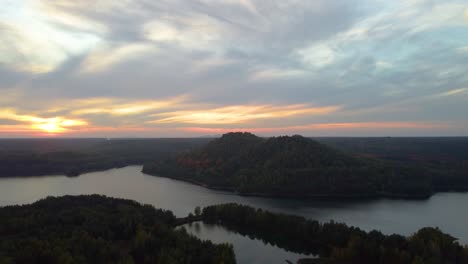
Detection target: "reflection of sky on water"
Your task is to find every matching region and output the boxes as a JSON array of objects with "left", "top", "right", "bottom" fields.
[{"left": 182, "top": 222, "right": 314, "bottom": 264}]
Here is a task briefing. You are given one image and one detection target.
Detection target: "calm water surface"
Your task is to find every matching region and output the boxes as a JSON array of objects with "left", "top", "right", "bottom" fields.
[
  {"left": 180, "top": 222, "right": 313, "bottom": 264},
  {"left": 1, "top": 166, "right": 467, "bottom": 262}
]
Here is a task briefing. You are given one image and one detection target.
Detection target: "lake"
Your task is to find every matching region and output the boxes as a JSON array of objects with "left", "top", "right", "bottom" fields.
[{"left": 1, "top": 166, "right": 467, "bottom": 263}]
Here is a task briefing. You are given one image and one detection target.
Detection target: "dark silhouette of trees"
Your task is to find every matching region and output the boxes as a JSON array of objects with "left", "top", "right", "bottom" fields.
[
  {"left": 2, "top": 195, "right": 467, "bottom": 263},
  {"left": 0, "top": 138, "right": 210, "bottom": 177},
  {"left": 201, "top": 203, "right": 468, "bottom": 264},
  {"left": 194, "top": 206, "right": 201, "bottom": 217},
  {"left": 0, "top": 195, "right": 235, "bottom": 264}
]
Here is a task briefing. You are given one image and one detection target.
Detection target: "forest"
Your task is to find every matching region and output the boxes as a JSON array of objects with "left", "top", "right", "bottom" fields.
[
  {"left": 201, "top": 203, "right": 468, "bottom": 264},
  {"left": 0, "top": 195, "right": 235, "bottom": 264},
  {"left": 2, "top": 195, "right": 466, "bottom": 264},
  {"left": 143, "top": 132, "right": 468, "bottom": 199},
  {"left": 0, "top": 138, "right": 209, "bottom": 177}
]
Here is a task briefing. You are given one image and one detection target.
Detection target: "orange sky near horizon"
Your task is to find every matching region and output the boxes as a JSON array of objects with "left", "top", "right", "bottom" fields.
[{"left": 0, "top": 121, "right": 463, "bottom": 138}]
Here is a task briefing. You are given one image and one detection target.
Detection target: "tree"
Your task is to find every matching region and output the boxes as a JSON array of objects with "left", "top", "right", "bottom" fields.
[{"left": 194, "top": 206, "right": 201, "bottom": 217}]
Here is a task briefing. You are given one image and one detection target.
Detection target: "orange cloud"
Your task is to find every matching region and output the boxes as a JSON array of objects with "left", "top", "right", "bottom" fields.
[
  {"left": 2, "top": 121, "right": 454, "bottom": 138},
  {"left": 149, "top": 104, "right": 341, "bottom": 125},
  {"left": 51, "top": 125, "right": 169, "bottom": 138},
  {"left": 69, "top": 96, "right": 187, "bottom": 116},
  {"left": 182, "top": 122, "right": 452, "bottom": 134},
  {"left": 0, "top": 125, "right": 36, "bottom": 133}
]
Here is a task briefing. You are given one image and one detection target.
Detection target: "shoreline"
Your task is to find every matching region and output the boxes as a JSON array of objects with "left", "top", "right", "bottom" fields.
[
  {"left": 0, "top": 163, "right": 142, "bottom": 179},
  {"left": 141, "top": 170, "right": 440, "bottom": 201},
  {"left": 2, "top": 165, "right": 465, "bottom": 201}
]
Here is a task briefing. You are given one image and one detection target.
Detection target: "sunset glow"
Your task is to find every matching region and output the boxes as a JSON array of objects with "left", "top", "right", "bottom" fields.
[
  {"left": 149, "top": 104, "right": 341, "bottom": 125},
  {"left": 0, "top": 109, "right": 87, "bottom": 135},
  {"left": 0, "top": 0, "right": 467, "bottom": 137}
]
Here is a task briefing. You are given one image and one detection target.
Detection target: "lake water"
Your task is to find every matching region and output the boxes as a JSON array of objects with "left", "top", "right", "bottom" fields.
[
  {"left": 1, "top": 166, "right": 467, "bottom": 263},
  {"left": 180, "top": 222, "right": 314, "bottom": 264}
]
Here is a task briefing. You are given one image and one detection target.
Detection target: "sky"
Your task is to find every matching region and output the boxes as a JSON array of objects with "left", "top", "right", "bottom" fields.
[{"left": 0, "top": 0, "right": 467, "bottom": 137}]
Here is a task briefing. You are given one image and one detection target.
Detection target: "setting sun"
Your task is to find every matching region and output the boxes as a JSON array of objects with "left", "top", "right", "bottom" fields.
[
  {"left": 31, "top": 118, "right": 88, "bottom": 134},
  {"left": 32, "top": 122, "right": 66, "bottom": 134},
  {"left": 0, "top": 109, "right": 88, "bottom": 135}
]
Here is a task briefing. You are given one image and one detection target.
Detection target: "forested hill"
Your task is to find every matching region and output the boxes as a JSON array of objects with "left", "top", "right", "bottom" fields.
[{"left": 143, "top": 132, "right": 468, "bottom": 199}]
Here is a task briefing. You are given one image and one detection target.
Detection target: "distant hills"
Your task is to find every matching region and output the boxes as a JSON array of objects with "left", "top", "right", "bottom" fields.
[{"left": 143, "top": 132, "right": 468, "bottom": 199}]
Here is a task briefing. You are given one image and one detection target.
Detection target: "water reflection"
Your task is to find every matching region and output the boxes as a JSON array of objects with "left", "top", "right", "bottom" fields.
[{"left": 182, "top": 222, "right": 313, "bottom": 264}]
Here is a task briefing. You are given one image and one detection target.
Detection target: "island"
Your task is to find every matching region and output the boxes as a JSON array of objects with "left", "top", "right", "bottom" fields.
[{"left": 143, "top": 132, "right": 468, "bottom": 199}]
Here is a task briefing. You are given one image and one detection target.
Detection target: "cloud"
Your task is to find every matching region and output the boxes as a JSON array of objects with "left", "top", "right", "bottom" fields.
[
  {"left": 458, "top": 46, "right": 468, "bottom": 53},
  {"left": 294, "top": 1, "right": 468, "bottom": 71},
  {"left": 0, "top": 1, "right": 101, "bottom": 73},
  {"left": 200, "top": 0, "right": 259, "bottom": 16},
  {"left": 0, "top": 88, "right": 23, "bottom": 104},
  {"left": 249, "top": 68, "right": 307, "bottom": 81},
  {"left": 79, "top": 43, "right": 158, "bottom": 73},
  {"left": 149, "top": 104, "right": 341, "bottom": 125},
  {"left": 69, "top": 96, "right": 187, "bottom": 116},
  {"left": 182, "top": 121, "right": 457, "bottom": 136},
  {"left": 36, "top": 0, "right": 108, "bottom": 34},
  {"left": 143, "top": 14, "right": 224, "bottom": 51},
  {"left": 189, "top": 57, "right": 238, "bottom": 73},
  {"left": 433, "top": 88, "right": 468, "bottom": 98},
  {"left": 297, "top": 43, "right": 337, "bottom": 68},
  {"left": 375, "top": 60, "right": 393, "bottom": 70}
]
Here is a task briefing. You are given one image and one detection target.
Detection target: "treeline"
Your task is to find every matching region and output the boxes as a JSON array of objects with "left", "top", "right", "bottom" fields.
[
  {"left": 316, "top": 137, "right": 468, "bottom": 169},
  {"left": 0, "top": 138, "right": 209, "bottom": 177},
  {"left": 317, "top": 137, "right": 468, "bottom": 193},
  {"left": 202, "top": 203, "right": 468, "bottom": 264},
  {"left": 0, "top": 195, "right": 235, "bottom": 264},
  {"left": 143, "top": 132, "right": 468, "bottom": 199}
]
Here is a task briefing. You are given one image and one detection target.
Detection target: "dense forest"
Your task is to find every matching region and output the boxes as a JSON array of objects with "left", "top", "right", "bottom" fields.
[
  {"left": 0, "top": 195, "right": 235, "bottom": 264},
  {"left": 202, "top": 203, "right": 468, "bottom": 264},
  {"left": 0, "top": 138, "right": 209, "bottom": 177},
  {"left": 2, "top": 196, "right": 466, "bottom": 264},
  {"left": 316, "top": 137, "right": 468, "bottom": 166},
  {"left": 143, "top": 132, "right": 468, "bottom": 198}
]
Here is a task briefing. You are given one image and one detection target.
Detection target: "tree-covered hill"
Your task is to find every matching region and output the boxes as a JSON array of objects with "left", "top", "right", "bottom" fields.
[
  {"left": 0, "top": 195, "right": 235, "bottom": 264},
  {"left": 143, "top": 132, "right": 468, "bottom": 198}
]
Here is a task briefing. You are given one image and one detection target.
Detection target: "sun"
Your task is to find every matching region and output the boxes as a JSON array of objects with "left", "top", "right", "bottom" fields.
[
  {"left": 30, "top": 118, "right": 87, "bottom": 134},
  {"left": 34, "top": 122, "right": 66, "bottom": 134}
]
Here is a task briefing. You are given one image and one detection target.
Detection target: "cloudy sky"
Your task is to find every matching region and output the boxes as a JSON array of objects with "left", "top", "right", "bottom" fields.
[{"left": 0, "top": 0, "right": 467, "bottom": 137}]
